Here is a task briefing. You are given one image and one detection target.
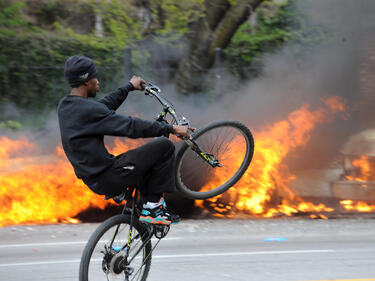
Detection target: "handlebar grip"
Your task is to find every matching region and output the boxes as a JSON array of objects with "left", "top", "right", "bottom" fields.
[{"left": 140, "top": 82, "right": 146, "bottom": 91}]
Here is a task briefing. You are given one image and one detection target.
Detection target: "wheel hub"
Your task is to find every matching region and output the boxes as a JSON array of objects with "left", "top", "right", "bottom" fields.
[{"left": 109, "top": 252, "right": 126, "bottom": 274}]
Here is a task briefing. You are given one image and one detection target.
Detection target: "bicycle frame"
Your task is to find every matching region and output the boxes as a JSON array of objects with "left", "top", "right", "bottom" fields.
[{"left": 143, "top": 83, "right": 222, "bottom": 168}]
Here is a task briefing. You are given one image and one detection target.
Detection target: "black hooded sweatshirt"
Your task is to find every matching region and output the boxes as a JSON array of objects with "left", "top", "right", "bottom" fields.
[{"left": 57, "top": 82, "right": 173, "bottom": 180}]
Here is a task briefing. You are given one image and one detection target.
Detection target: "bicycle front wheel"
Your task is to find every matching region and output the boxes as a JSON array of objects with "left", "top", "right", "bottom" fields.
[
  {"left": 175, "top": 120, "right": 254, "bottom": 200},
  {"left": 79, "top": 214, "right": 152, "bottom": 281}
]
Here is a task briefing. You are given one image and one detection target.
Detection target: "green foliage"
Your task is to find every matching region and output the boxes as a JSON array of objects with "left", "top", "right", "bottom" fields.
[
  {"left": 225, "top": 0, "right": 326, "bottom": 79},
  {"left": 226, "top": 1, "right": 294, "bottom": 72},
  {"left": 154, "top": 0, "right": 204, "bottom": 37},
  {"left": 0, "top": 0, "right": 323, "bottom": 123},
  {"left": 88, "top": 0, "right": 142, "bottom": 48},
  {"left": 0, "top": 0, "right": 206, "bottom": 117},
  {"left": 0, "top": 31, "right": 125, "bottom": 112},
  {"left": 0, "top": 120, "right": 22, "bottom": 130},
  {"left": 228, "top": 0, "right": 240, "bottom": 6},
  {"left": 85, "top": 0, "right": 204, "bottom": 47},
  {"left": 0, "top": 1, "right": 27, "bottom": 29}
]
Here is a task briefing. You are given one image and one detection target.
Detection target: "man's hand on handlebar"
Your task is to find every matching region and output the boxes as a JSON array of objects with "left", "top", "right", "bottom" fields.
[
  {"left": 129, "top": 79, "right": 195, "bottom": 138},
  {"left": 172, "top": 125, "right": 196, "bottom": 138},
  {"left": 129, "top": 76, "right": 146, "bottom": 90}
]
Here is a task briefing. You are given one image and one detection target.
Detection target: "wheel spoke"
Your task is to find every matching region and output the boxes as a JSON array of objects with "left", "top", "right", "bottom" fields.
[{"left": 176, "top": 121, "right": 254, "bottom": 199}]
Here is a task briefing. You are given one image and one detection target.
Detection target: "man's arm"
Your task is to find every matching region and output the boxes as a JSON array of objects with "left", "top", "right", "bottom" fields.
[
  {"left": 98, "top": 82, "right": 134, "bottom": 111},
  {"left": 82, "top": 102, "right": 194, "bottom": 139},
  {"left": 81, "top": 102, "right": 172, "bottom": 138},
  {"left": 98, "top": 76, "right": 146, "bottom": 111}
]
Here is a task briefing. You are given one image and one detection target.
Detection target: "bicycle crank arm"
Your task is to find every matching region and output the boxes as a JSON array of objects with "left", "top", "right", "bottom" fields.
[{"left": 184, "top": 139, "right": 222, "bottom": 168}]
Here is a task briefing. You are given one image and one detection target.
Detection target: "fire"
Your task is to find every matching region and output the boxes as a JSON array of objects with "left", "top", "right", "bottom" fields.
[
  {"left": 323, "top": 96, "right": 347, "bottom": 115},
  {"left": 340, "top": 200, "right": 375, "bottom": 212},
  {"left": 345, "top": 156, "right": 372, "bottom": 182},
  {"left": 0, "top": 133, "right": 169, "bottom": 227},
  {"left": 0, "top": 138, "right": 110, "bottom": 227},
  {"left": 0, "top": 136, "right": 35, "bottom": 170},
  {"left": 0, "top": 136, "right": 34, "bottom": 159},
  {"left": 0, "top": 95, "right": 372, "bottom": 226},
  {"left": 0, "top": 133, "right": 156, "bottom": 227},
  {"left": 201, "top": 96, "right": 348, "bottom": 217},
  {"left": 107, "top": 137, "right": 146, "bottom": 155}
]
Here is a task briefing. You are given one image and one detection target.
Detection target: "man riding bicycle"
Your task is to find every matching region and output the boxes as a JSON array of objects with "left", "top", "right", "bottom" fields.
[{"left": 57, "top": 55, "right": 193, "bottom": 225}]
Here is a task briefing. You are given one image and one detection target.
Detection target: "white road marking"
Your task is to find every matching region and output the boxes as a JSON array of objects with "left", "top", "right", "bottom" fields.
[
  {"left": 0, "top": 237, "right": 182, "bottom": 248},
  {"left": 0, "top": 249, "right": 335, "bottom": 267},
  {"left": 0, "top": 259, "right": 81, "bottom": 267},
  {"left": 0, "top": 241, "right": 86, "bottom": 248},
  {"left": 304, "top": 279, "right": 375, "bottom": 281},
  {"left": 152, "top": 249, "right": 336, "bottom": 259}
]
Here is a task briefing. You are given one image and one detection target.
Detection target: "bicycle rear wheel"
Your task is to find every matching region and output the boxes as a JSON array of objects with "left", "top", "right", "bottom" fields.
[
  {"left": 175, "top": 120, "right": 254, "bottom": 200},
  {"left": 79, "top": 214, "right": 152, "bottom": 281}
]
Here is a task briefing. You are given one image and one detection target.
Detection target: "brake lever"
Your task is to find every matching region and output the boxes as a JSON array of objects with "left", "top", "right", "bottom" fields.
[{"left": 142, "top": 83, "right": 162, "bottom": 97}]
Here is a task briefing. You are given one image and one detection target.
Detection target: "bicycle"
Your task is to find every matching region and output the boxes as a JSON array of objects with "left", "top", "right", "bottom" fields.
[
  {"left": 142, "top": 83, "right": 254, "bottom": 200},
  {"left": 79, "top": 83, "right": 255, "bottom": 281}
]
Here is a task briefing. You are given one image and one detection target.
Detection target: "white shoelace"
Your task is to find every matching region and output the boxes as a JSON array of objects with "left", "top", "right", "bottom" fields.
[{"left": 143, "top": 201, "right": 161, "bottom": 209}]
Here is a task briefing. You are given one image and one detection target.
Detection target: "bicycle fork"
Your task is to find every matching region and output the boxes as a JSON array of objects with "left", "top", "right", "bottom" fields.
[{"left": 185, "top": 138, "right": 223, "bottom": 168}]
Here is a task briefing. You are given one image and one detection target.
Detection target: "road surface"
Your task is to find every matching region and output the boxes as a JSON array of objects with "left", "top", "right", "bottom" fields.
[{"left": 0, "top": 218, "right": 374, "bottom": 281}]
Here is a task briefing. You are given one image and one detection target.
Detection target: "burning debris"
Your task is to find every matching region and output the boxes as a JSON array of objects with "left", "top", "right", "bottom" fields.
[{"left": 331, "top": 129, "right": 375, "bottom": 212}]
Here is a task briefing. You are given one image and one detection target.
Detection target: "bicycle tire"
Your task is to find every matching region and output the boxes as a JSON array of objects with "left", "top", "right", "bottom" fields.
[
  {"left": 79, "top": 214, "right": 152, "bottom": 281},
  {"left": 175, "top": 120, "right": 254, "bottom": 200}
]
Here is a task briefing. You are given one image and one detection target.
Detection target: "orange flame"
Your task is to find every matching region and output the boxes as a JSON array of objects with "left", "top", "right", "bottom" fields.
[
  {"left": 200, "top": 96, "right": 347, "bottom": 217},
  {"left": 340, "top": 200, "right": 375, "bottom": 212},
  {"left": 0, "top": 137, "right": 36, "bottom": 170},
  {"left": 0, "top": 139, "right": 111, "bottom": 227},
  {"left": 0, "top": 133, "right": 169, "bottom": 227},
  {"left": 345, "top": 156, "right": 373, "bottom": 182},
  {"left": 0, "top": 96, "right": 371, "bottom": 226},
  {"left": 107, "top": 138, "right": 146, "bottom": 155}
]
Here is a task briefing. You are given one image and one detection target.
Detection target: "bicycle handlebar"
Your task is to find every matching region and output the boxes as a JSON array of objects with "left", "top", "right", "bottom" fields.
[
  {"left": 141, "top": 82, "right": 189, "bottom": 127},
  {"left": 140, "top": 82, "right": 217, "bottom": 160}
]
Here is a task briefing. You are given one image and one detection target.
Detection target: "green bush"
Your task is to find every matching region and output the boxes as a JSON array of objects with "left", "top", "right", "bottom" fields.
[
  {"left": 0, "top": 120, "right": 22, "bottom": 130},
  {"left": 0, "top": 0, "right": 318, "bottom": 120},
  {"left": 225, "top": 0, "right": 326, "bottom": 79},
  {"left": 0, "top": 32, "right": 126, "bottom": 111},
  {"left": 0, "top": 0, "right": 205, "bottom": 116},
  {"left": 0, "top": 1, "right": 27, "bottom": 30}
]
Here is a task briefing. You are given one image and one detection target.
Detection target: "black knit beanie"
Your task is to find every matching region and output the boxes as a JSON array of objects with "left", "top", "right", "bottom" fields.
[{"left": 64, "top": 55, "right": 98, "bottom": 88}]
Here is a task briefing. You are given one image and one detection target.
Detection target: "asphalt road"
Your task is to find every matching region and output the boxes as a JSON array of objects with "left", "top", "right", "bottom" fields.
[{"left": 0, "top": 218, "right": 374, "bottom": 281}]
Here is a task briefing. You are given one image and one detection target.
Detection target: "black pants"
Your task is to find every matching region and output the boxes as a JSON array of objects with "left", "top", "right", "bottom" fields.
[{"left": 84, "top": 138, "right": 176, "bottom": 202}]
